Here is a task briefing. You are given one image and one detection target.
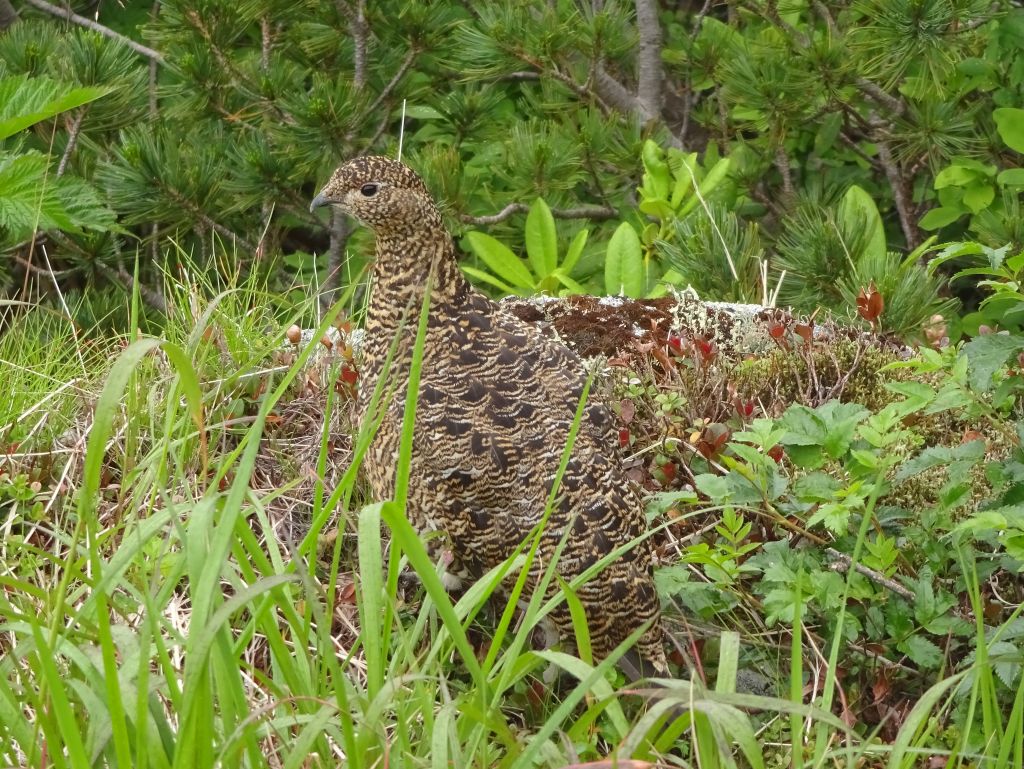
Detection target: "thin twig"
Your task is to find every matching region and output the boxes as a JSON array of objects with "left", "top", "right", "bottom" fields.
[
  {"left": 99, "top": 263, "right": 169, "bottom": 314},
  {"left": 367, "top": 47, "right": 419, "bottom": 115},
  {"left": 826, "top": 548, "right": 916, "bottom": 601},
  {"left": 11, "top": 251, "right": 77, "bottom": 277},
  {"left": 856, "top": 78, "right": 906, "bottom": 118},
  {"left": 679, "top": 0, "right": 714, "bottom": 141},
  {"left": 461, "top": 202, "right": 618, "bottom": 225},
  {"left": 774, "top": 144, "right": 794, "bottom": 202},
  {"left": 56, "top": 108, "right": 86, "bottom": 177},
  {"left": 21, "top": 0, "right": 165, "bottom": 63}
]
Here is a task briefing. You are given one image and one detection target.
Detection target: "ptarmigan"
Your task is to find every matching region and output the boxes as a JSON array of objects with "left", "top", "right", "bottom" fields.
[{"left": 311, "top": 156, "right": 666, "bottom": 677}]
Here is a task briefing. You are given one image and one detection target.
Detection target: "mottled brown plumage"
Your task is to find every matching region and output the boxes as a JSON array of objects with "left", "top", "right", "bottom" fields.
[{"left": 311, "top": 156, "right": 666, "bottom": 675}]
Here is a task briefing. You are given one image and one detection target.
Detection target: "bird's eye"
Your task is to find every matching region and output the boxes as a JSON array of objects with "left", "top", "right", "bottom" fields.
[{"left": 360, "top": 183, "right": 379, "bottom": 197}]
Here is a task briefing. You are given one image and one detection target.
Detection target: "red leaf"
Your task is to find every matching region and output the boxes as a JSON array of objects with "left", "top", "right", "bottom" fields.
[
  {"left": 619, "top": 398, "right": 635, "bottom": 425},
  {"left": 856, "top": 281, "right": 884, "bottom": 326}
]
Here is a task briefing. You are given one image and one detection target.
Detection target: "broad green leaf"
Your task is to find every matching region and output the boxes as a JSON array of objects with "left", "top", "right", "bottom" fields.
[
  {"left": 919, "top": 206, "right": 964, "bottom": 230},
  {"left": 678, "top": 156, "right": 732, "bottom": 218},
  {"left": 995, "top": 107, "right": 1024, "bottom": 153},
  {"left": 839, "top": 184, "right": 886, "bottom": 261},
  {"left": 560, "top": 228, "right": 588, "bottom": 275},
  {"left": 668, "top": 150, "right": 698, "bottom": 208},
  {"left": 935, "top": 164, "right": 984, "bottom": 187},
  {"left": 998, "top": 168, "right": 1024, "bottom": 186},
  {"left": 460, "top": 265, "right": 517, "bottom": 295},
  {"left": 465, "top": 231, "right": 535, "bottom": 290},
  {"left": 605, "top": 221, "right": 644, "bottom": 297},
  {"left": 525, "top": 197, "right": 558, "bottom": 278},
  {"left": 551, "top": 269, "right": 587, "bottom": 295},
  {"left": 641, "top": 139, "right": 670, "bottom": 199},
  {"left": 962, "top": 182, "right": 995, "bottom": 213},
  {"left": 637, "top": 194, "right": 676, "bottom": 220}
]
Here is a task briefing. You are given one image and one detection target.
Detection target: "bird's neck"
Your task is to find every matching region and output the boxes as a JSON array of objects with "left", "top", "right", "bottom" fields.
[{"left": 367, "top": 225, "right": 471, "bottom": 333}]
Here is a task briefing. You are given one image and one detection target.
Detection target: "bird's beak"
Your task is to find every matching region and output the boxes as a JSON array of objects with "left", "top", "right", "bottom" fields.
[{"left": 309, "top": 191, "right": 329, "bottom": 213}]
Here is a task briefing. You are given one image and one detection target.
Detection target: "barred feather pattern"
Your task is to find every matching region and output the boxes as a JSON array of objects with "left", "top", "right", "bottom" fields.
[{"left": 312, "top": 156, "right": 666, "bottom": 673}]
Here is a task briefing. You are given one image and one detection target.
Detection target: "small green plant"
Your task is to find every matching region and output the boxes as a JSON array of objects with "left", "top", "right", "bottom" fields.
[
  {"left": 462, "top": 197, "right": 588, "bottom": 295},
  {"left": 920, "top": 107, "right": 1024, "bottom": 241}
]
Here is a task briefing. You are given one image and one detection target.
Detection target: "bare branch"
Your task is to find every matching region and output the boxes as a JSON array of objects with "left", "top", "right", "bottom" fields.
[
  {"left": 593, "top": 65, "right": 640, "bottom": 114},
  {"left": 855, "top": 78, "right": 906, "bottom": 117},
  {"left": 774, "top": 144, "right": 794, "bottom": 202},
  {"left": 260, "top": 16, "right": 272, "bottom": 72},
  {"left": 499, "top": 71, "right": 541, "bottom": 82},
  {"left": 21, "top": 0, "right": 165, "bottom": 64},
  {"left": 634, "top": 0, "right": 664, "bottom": 121},
  {"left": 0, "top": 0, "right": 18, "bottom": 29},
  {"left": 462, "top": 202, "right": 617, "bottom": 226},
  {"left": 874, "top": 132, "right": 919, "bottom": 248},
  {"left": 336, "top": 0, "right": 368, "bottom": 88}
]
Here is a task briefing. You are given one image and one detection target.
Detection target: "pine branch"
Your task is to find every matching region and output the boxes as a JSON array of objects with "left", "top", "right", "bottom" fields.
[
  {"left": 462, "top": 202, "right": 617, "bottom": 225},
  {"left": 21, "top": 0, "right": 165, "bottom": 64}
]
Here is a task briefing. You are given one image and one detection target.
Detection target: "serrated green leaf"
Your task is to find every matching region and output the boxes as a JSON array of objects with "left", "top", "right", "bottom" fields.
[
  {"left": 962, "top": 333, "right": 1024, "bottom": 391},
  {"left": 898, "top": 635, "right": 942, "bottom": 669},
  {"left": 792, "top": 472, "right": 841, "bottom": 502},
  {"left": 0, "top": 75, "right": 111, "bottom": 140}
]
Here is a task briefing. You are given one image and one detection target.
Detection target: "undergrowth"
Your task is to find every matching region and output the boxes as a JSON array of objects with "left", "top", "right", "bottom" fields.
[{"left": 0, "top": 255, "right": 1022, "bottom": 768}]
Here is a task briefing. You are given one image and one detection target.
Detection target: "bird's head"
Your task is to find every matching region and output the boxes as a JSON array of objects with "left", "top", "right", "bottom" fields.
[{"left": 310, "top": 156, "right": 437, "bottom": 233}]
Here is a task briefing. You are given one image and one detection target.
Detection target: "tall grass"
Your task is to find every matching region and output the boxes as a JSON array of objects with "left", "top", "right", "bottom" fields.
[{"left": 1, "top": 258, "right": 1020, "bottom": 768}]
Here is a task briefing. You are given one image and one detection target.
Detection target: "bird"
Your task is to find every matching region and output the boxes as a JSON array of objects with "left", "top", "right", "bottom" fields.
[{"left": 310, "top": 156, "right": 667, "bottom": 678}]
